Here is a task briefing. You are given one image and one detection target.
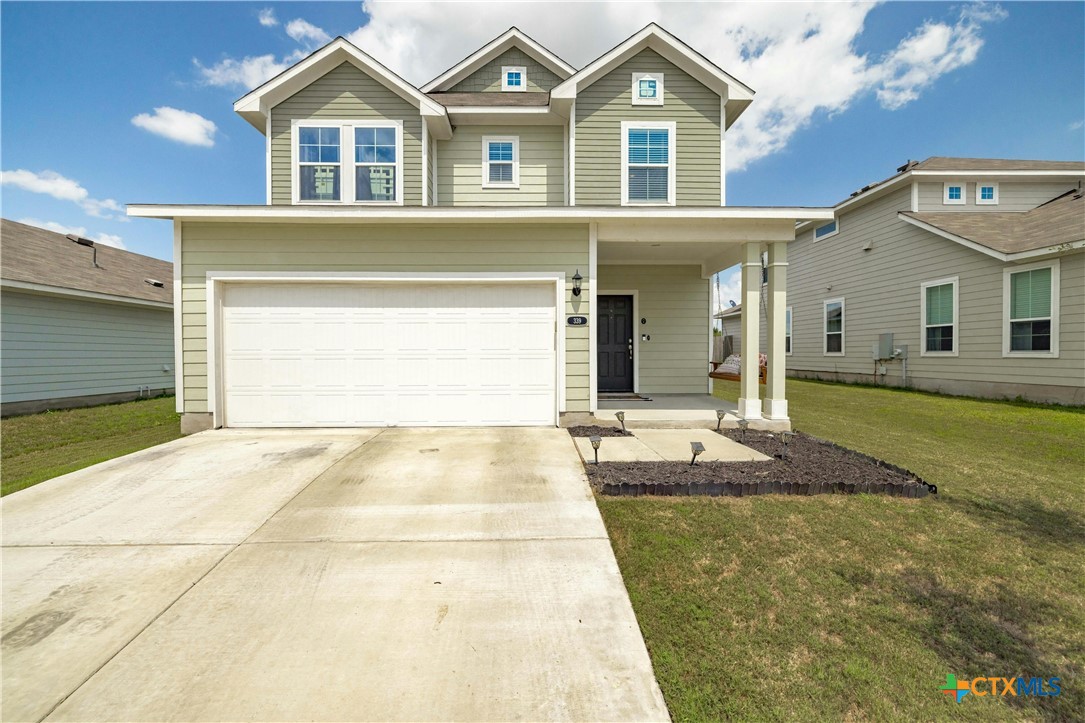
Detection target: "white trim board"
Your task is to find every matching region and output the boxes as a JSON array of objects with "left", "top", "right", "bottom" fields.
[{"left": 173, "top": 220, "right": 184, "bottom": 413}]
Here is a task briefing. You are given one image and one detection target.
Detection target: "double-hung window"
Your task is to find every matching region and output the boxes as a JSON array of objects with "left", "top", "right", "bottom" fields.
[
  {"left": 1004, "top": 261, "right": 1059, "bottom": 356},
  {"left": 921, "top": 277, "right": 958, "bottom": 355},
  {"left": 354, "top": 125, "right": 398, "bottom": 202},
  {"left": 622, "top": 121, "right": 675, "bottom": 205},
  {"left": 298, "top": 127, "right": 341, "bottom": 202},
  {"left": 295, "top": 121, "right": 402, "bottom": 204},
  {"left": 482, "top": 136, "right": 519, "bottom": 188},
  {"left": 824, "top": 298, "right": 844, "bottom": 355}
]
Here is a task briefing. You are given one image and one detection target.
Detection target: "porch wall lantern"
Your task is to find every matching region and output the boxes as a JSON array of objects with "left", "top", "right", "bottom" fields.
[{"left": 571, "top": 269, "right": 583, "bottom": 297}]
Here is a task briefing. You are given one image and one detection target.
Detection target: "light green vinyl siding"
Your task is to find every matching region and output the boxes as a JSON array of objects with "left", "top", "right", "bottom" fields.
[
  {"left": 179, "top": 223, "right": 589, "bottom": 413},
  {"left": 597, "top": 265, "right": 709, "bottom": 393},
  {"left": 916, "top": 181, "right": 1078, "bottom": 212},
  {"left": 437, "top": 125, "right": 564, "bottom": 205},
  {"left": 575, "top": 49, "right": 721, "bottom": 206},
  {"left": 447, "top": 48, "right": 562, "bottom": 93},
  {"left": 269, "top": 63, "right": 423, "bottom": 206},
  {"left": 0, "top": 291, "right": 174, "bottom": 403}
]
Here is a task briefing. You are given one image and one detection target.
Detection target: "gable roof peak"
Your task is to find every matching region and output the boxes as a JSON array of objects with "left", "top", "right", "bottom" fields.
[{"left": 421, "top": 26, "right": 576, "bottom": 92}]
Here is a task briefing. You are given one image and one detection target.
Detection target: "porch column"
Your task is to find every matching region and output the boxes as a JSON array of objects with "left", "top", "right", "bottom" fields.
[
  {"left": 738, "top": 242, "right": 762, "bottom": 419},
  {"left": 765, "top": 242, "right": 789, "bottom": 420}
]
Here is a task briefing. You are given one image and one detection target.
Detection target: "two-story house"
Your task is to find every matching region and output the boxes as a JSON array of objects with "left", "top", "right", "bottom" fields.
[
  {"left": 131, "top": 24, "right": 832, "bottom": 432},
  {"left": 782, "top": 157, "right": 1084, "bottom": 404}
]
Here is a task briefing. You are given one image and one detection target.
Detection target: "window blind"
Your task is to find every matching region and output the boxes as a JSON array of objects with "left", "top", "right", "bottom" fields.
[
  {"left": 926, "top": 284, "right": 954, "bottom": 326},
  {"left": 1010, "top": 268, "right": 1052, "bottom": 319}
]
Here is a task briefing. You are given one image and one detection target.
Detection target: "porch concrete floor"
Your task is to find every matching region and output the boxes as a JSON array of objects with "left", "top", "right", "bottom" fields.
[{"left": 593, "top": 394, "right": 791, "bottom": 431}]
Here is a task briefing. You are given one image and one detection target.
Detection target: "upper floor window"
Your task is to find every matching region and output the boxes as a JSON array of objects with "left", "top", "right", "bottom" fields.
[
  {"left": 921, "top": 277, "right": 958, "bottom": 356},
  {"left": 502, "top": 66, "right": 526, "bottom": 92},
  {"left": 482, "top": 136, "right": 519, "bottom": 188},
  {"left": 294, "top": 120, "right": 402, "bottom": 205},
  {"left": 943, "top": 182, "right": 965, "bottom": 205},
  {"left": 1004, "top": 260, "right": 1059, "bottom": 357},
  {"left": 298, "top": 127, "right": 341, "bottom": 202},
  {"left": 632, "top": 72, "right": 664, "bottom": 106},
  {"left": 977, "top": 182, "right": 999, "bottom": 205},
  {"left": 824, "top": 298, "right": 844, "bottom": 355},
  {"left": 621, "top": 121, "right": 675, "bottom": 205},
  {"left": 813, "top": 219, "right": 839, "bottom": 241}
]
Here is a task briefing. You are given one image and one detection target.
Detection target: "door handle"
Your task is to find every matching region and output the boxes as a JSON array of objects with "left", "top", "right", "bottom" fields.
[{"left": 628, "top": 338, "right": 633, "bottom": 360}]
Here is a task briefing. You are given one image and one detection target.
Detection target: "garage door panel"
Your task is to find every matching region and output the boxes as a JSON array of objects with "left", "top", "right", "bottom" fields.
[{"left": 221, "top": 282, "right": 557, "bottom": 427}]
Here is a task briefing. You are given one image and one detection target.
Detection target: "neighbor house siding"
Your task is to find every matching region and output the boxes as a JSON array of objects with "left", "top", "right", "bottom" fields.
[
  {"left": 575, "top": 49, "right": 721, "bottom": 206},
  {"left": 436, "top": 125, "right": 565, "bottom": 205},
  {"left": 597, "top": 264, "right": 709, "bottom": 393},
  {"left": 916, "top": 181, "right": 1077, "bottom": 212},
  {"left": 447, "top": 48, "right": 562, "bottom": 92},
  {"left": 0, "top": 291, "right": 174, "bottom": 405},
  {"left": 269, "top": 63, "right": 423, "bottom": 205},
  {"left": 784, "top": 185, "right": 1085, "bottom": 403},
  {"left": 179, "top": 223, "right": 590, "bottom": 414}
]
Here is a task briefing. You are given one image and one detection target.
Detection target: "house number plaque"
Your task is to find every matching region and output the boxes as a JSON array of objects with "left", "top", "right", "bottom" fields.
[{"left": 566, "top": 316, "right": 588, "bottom": 326}]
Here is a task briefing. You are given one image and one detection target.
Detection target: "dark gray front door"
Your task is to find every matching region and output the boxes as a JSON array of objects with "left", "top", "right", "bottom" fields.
[{"left": 598, "top": 295, "right": 634, "bottom": 392}]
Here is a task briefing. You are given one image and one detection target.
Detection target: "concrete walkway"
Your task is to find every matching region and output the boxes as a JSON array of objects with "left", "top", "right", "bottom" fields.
[
  {"left": 574, "top": 428, "right": 771, "bottom": 463},
  {"left": 2, "top": 428, "right": 668, "bottom": 722}
]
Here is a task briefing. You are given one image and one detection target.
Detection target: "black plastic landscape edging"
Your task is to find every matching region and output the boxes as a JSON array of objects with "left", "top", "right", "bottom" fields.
[{"left": 598, "top": 479, "right": 931, "bottom": 498}]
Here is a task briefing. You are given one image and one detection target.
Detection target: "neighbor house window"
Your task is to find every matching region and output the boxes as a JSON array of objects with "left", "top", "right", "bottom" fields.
[
  {"left": 921, "top": 277, "right": 958, "bottom": 355},
  {"left": 354, "top": 125, "right": 399, "bottom": 202},
  {"left": 943, "top": 182, "right": 965, "bottom": 205},
  {"left": 824, "top": 298, "right": 844, "bottom": 355},
  {"left": 977, "top": 182, "right": 999, "bottom": 205},
  {"left": 502, "top": 66, "right": 526, "bottom": 92},
  {"left": 482, "top": 136, "right": 519, "bottom": 188},
  {"left": 785, "top": 306, "right": 793, "bottom": 354},
  {"left": 298, "top": 126, "right": 341, "bottom": 202},
  {"left": 1004, "top": 261, "right": 1059, "bottom": 356},
  {"left": 632, "top": 72, "right": 664, "bottom": 105},
  {"left": 621, "top": 121, "right": 675, "bottom": 205},
  {"left": 814, "top": 219, "right": 839, "bottom": 241}
]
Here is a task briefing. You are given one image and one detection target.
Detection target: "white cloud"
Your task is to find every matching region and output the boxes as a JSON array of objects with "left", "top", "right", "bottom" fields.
[
  {"left": 286, "top": 18, "right": 331, "bottom": 47},
  {"left": 17, "top": 218, "right": 127, "bottom": 249},
  {"left": 196, "top": 1, "right": 1004, "bottom": 168},
  {"left": 712, "top": 266, "right": 743, "bottom": 311},
  {"left": 258, "top": 7, "right": 278, "bottom": 27},
  {"left": 2, "top": 169, "right": 124, "bottom": 220},
  {"left": 1070, "top": 120, "right": 1084, "bottom": 132},
  {"left": 131, "top": 106, "right": 217, "bottom": 147}
]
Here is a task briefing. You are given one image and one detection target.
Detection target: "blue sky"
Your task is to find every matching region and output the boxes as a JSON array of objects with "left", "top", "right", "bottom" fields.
[{"left": 1, "top": 1, "right": 1082, "bottom": 263}]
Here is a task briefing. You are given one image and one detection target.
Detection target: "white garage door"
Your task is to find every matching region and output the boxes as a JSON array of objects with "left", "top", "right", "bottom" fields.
[{"left": 220, "top": 282, "right": 557, "bottom": 427}]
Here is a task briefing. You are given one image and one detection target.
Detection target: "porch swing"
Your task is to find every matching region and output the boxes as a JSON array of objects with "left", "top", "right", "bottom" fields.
[{"left": 708, "top": 269, "right": 767, "bottom": 384}]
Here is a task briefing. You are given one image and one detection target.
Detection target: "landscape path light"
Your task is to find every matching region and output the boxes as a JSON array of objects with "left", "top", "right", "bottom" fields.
[
  {"left": 690, "top": 441, "right": 705, "bottom": 466},
  {"left": 615, "top": 411, "right": 626, "bottom": 434},
  {"left": 716, "top": 409, "right": 727, "bottom": 431},
  {"left": 737, "top": 418, "right": 749, "bottom": 442},
  {"left": 589, "top": 435, "right": 602, "bottom": 464},
  {"left": 780, "top": 431, "right": 796, "bottom": 459}
]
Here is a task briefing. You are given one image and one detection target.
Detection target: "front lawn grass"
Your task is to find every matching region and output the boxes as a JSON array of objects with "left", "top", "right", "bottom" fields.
[
  {"left": 596, "top": 379, "right": 1084, "bottom": 721},
  {"left": 1, "top": 396, "right": 181, "bottom": 496}
]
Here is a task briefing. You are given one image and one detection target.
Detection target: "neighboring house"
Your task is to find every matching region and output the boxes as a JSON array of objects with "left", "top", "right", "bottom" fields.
[
  {"left": 131, "top": 24, "right": 833, "bottom": 432},
  {"left": 776, "top": 158, "right": 1083, "bottom": 405},
  {"left": 0, "top": 219, "right": 174, "bottom": 415},
  {"left": 714, "top": 303, "right": 742, "bottom": 360}
]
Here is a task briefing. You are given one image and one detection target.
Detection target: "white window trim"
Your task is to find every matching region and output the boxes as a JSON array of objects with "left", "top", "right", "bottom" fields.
[
  {"left": 620, "top": 120, "right": 676, "bottom": 207},
  {"left": 812, "top": 218, "right": 839, "bottom": 242},
  {"left": 1002, "top": 258, "right": 1060, "bottom": 358},
  {"left": 785, "top": 305, "right": 793, "bottom": 356},
  {"left": 481, "top": 135, "right": 520, "bottom": 189},
  {"left": 823, "top": 297, "right": 845, "bottom": 356},
  {"left": 631, "top": 72, "right": 664, "bottom": 106},
  {"left": 502, "top": 66, "right": 527, "bottom": 92},
  {"left": 976, "top": 181, "right": 999, "bottom": 205},
  {"left": 920, "top": 276, "right": 959, "bottom": 357},
  {"left": 943, "top": 181, "right": 966, "bottom": 205},
  {"left": 291, "top": 119, "right": 404, "bottom": 206}
]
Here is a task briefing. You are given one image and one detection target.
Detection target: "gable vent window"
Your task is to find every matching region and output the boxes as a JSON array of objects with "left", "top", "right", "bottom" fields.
[
  {"left": 502, "top": 66, "right": 526, "bottom": 92},
  {"left": 482, "top": 137, "right": 519, "bottom": 188},
  {"left": 632, "top": 72, "right": 664, "bottom": 105},
  {"left": 298, "top": 127, "right": 341, "bottom": 202},
  {"left": 621, "top": 122, "right": 675, "bottom": 205}
]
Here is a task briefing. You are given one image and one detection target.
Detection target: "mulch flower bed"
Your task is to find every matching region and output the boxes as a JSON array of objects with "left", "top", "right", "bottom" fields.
[
  {"left": 587, "top": 430, "right": 934, "bottom": 499},
  {"left": 566, "top": 425, "right": 631, "bottom": 438}
]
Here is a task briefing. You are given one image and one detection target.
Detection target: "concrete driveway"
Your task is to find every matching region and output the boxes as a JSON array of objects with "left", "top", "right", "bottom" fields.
[{"left": 1, "top": 428, "right": 668, "bottom": 722}]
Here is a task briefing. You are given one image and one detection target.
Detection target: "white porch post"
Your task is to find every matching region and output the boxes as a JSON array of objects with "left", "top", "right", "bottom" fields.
[
  {"left": 765, "top": 242, "right": 789, "bottom": 420},
  {"left": 738, "top": 242, "right": 762, "bottom": 419}
]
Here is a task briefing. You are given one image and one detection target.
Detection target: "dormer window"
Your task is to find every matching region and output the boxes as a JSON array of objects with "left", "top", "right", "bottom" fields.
[
  {"left": 632, "top": 72, "right": 664, "bottom": 106},
  {"left": 502, "top": 66, "right": 526, "bottom": 92},
  {"left": 943, "top": 182, "right": 965, "bottom": 205},
  {"left": 298, "top": 126, "right": 341, "bottom": 202},
  {"left": 294, "top": 120, "right": 402, "bottom": 205}
]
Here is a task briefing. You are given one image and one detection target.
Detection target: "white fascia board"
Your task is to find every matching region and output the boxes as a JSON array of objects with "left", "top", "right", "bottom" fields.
[
  {"left": 421, "top": 27, "right": 575, "bottom": 92},
  {"left": 898, "top": 213, "right": 1085, "bottom": 262},
  {"left": 234, "top": 38, "right": 448, "bottom": 133},
  {"left": 128, "top": 204, "right": 834, "bottom": 223},
  {"left": 551, "top": 23, "right": 754, "bottom": 128},
  {"left": 0, "top": 278, "right": 173, "bottom": 310}
]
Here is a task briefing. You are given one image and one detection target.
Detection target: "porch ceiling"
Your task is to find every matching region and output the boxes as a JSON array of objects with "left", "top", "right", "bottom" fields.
[{"left": 598, "top": 240, "right": 744, "bottom": 275}]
